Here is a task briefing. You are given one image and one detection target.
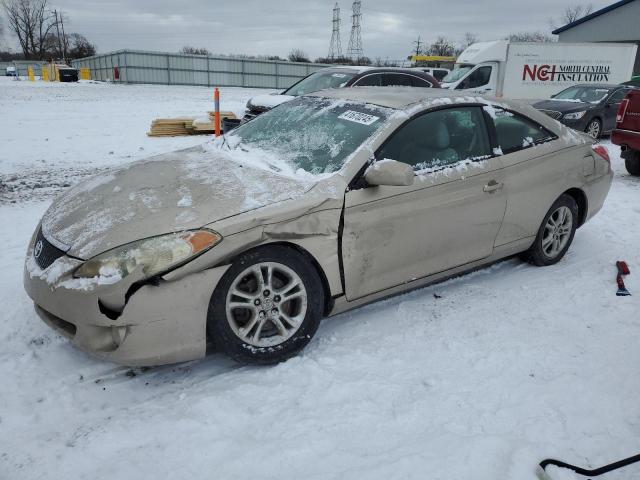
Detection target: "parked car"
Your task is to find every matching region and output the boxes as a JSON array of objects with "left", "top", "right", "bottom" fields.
[
  {"left": 411, "top": 66, "right": 450, "bottom": 81},
  {"left": 24, "top": 88, "right": 612, "bottom": 366},
  {"left": 612, "top": 89, "right": 640, "bottom": 175},
  {"left": 533, "top": 84, "right": 636, "bottom": 138},
  {"left": 243, "top": 66, "right": 439, "bottom": 121},
  {"left": 5, "top": 66, "right": 16, "bottom": 77}
]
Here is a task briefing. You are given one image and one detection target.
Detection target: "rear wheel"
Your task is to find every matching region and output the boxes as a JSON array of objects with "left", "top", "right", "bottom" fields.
[
  {"left": 523, "top": 194, "right": 578, "bottom": 266},
  {"left": 623, "top": 150, "right": 640, "bottom": 176},
  {"left": 585, "top": 118, "right": 602, "bottom": 139},
  {"left": 208, "top": 245, "right": 324, "bottom": 364}
]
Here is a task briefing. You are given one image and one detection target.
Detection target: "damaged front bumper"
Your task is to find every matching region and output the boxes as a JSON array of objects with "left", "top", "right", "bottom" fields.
[{"left": 23, "top": 248, "right": 230, "bottom": 367}]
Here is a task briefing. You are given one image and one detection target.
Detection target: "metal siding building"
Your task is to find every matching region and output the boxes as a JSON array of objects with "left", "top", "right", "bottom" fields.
[
  {"left": 71, "top": 50, "right": 330, "bottom": 88},
  {"left": 553, "top": 0, "right": 640, "bottom": 76}
]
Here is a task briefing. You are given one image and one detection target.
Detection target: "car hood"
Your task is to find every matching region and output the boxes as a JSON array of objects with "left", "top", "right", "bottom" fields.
[
  {"left": 533, "top": 99, "right": 597, "bottom": 114},
  {"left": 41, "top": 146, "right": 317, "bottom": 259},
  {"left": 248, "top": 94, "right": 294, "bottom": 112}
]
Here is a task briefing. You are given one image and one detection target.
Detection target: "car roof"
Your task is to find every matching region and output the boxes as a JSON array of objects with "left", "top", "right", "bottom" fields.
[
  {"left": 318, "top": 65, "right": 439, "bottom": 75},
  {"left": 307, "top": 86, "right": 495, "bottom": 110},
  {"left": 318, "top": 66, "right": 373, "bottom": 74}
]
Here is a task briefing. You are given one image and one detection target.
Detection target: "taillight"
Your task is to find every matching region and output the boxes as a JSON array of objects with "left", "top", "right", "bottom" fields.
[
  {"left": 592, "top": 145, "right": 610, "bottom": 164},
  {"left": 616, "top": 98, "right": 629, "bottom": 124}
]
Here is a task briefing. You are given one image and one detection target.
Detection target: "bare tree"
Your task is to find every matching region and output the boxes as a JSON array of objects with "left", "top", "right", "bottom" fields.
[
  {"left": 288, "top": 48, "right": 310, "bottom": 63},
  {"left": 67, "top": 32, "right": 95, "bottom": 59},
  {"left": 550, "top": 3, "right": 594, "bottom": 29},
  {"left": 561, "top": 3, "right": 593, "bottom": 24},
  {"left": 507, "top": 31, "right": 557, "bottom": 42},
  {"left": 462, "top": 32, "right": 478, "bottom": 49},
  {"left": 455, "top": 32, "right": 478, "bottom": 55},
  {"left": 2, "top": 0, "right": 57, "bottom": 59},
  {"left": 428, "top": 36, "right": 455, "bottom": 57},
  {"left": 180, "top": 45, "right": 210, "bottom": 56}
]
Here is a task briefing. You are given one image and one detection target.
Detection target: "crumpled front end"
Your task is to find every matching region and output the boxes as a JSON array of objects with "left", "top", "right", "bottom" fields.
[{"left": 23, "top": 226, "right": 230, "bottom": 366}]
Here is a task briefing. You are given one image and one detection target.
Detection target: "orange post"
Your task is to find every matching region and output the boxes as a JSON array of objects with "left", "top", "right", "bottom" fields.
[{"left": 214, "top": 87, "right": 221, "bottom": 137}]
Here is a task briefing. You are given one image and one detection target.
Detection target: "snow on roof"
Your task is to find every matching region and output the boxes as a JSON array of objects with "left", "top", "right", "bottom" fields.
[{"left": 306, "top": 86, "right": 504, "bottom": 110}]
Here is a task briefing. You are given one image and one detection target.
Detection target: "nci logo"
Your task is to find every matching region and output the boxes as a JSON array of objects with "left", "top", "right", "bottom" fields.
[{"left": 523, "top": 64, "right": 611, "bottom": 82}]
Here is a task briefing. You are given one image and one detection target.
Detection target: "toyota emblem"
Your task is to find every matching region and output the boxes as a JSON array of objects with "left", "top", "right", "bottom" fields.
[{"left": 34, "top": 240, "right": 44, "bottom": 259}]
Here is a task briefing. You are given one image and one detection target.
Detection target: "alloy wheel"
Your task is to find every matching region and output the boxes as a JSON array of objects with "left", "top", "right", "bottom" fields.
[
  {"left": 542, "top": 206, "right": 573, "bottom": 259},
  {"left": 225, "top": 262, "right": 308, "bottom": 347},
  {"left": 586, "top": 120, "right": 601, "bottom": 139}
]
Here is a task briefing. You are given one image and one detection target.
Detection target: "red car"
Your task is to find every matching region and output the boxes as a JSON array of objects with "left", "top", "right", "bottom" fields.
[{"left": 612, "top": 89, "right": 640, "bottom": 176}]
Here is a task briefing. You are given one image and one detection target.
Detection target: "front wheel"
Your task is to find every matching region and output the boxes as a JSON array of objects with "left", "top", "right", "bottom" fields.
[
  {"left": 624, "top": 150, "right": 640, "bottom": 176},
  {"left": 208, "top": 245, "right": 324, "bottom": 364},
  {"left": 523, "top": 194, "right": 578, "bottom": 267},
  {"left": 585, "top": 118, "right": 602, "bottom": 139}
]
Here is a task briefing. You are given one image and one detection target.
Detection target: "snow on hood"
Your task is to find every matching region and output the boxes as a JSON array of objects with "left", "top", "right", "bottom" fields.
[
  {"left": 41, "top": 146, "right": 317, "bottom": 259},
  {"left": 248, "top": 94, "right": 294, "bottom": 111}
]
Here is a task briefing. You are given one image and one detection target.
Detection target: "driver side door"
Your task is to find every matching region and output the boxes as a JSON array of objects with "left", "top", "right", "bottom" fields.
[{"left": 341, "top": 106, "right": 507, "bottom": 301}]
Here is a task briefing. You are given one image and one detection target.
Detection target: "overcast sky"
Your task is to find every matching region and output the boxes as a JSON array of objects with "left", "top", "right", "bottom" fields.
[{"left": 5, "top": 0, "right": 613, "bottom": 59}]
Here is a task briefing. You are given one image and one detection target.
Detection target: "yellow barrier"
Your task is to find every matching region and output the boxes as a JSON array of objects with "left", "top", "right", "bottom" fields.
[
  {"left": 42, "top": 67, "right": 50, "bottom": 81},
  {"left": 28, "top": 66, "right": 35, "bottom": 81},
  {"left": 80, "top": 68, "right": 91, "bottom": 80},
  {"left": 55, "top": 67, "right": 60, "bottom": 82}
]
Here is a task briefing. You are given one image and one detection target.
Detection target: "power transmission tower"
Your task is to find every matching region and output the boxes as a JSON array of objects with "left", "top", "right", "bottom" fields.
[
  {"left": 347, "top": 0, "right": 363, "bottom": 61},
  {"left": 328, "top": 3, "right": 342, "bottom": 60}
]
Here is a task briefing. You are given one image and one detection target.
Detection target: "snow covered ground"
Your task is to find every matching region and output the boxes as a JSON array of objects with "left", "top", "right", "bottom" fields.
[{"left": 1, "top": 78, "right": 640, "bottom": 480}]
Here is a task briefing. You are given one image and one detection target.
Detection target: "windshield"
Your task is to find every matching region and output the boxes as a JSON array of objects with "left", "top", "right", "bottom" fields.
[
  {"left": 553, "top": 86, "right": 611, "bottom": 104},
  {"left": 225, "top": 97, "right": 393, "bottom": 175},
  {"left": 442, "top": 66, "right": 472, "bottom": 83},
  {"left": 284, "top": 70, "right": 358, "bottom": 96}
]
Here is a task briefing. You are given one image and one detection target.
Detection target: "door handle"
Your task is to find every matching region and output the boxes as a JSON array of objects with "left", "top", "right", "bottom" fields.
[{"left": 483, "top": 180, "right": 503, "bottom": 193}]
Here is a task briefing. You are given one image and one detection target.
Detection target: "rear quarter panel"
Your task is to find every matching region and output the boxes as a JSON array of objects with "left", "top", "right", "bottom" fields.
[{"left": 494, "top": 116, "right": 599, "bottom": 247}]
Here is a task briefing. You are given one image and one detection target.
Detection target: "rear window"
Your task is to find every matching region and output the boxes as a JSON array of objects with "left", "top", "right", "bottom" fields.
[
  {"left": 492, "top": 110, "right": 556, "bottom": 154},
  {"left": 284, "top": 70, "right": 358, "bottom": 96}
]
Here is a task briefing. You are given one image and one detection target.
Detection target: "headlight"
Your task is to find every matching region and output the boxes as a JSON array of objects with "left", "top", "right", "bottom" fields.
[
  {"left": 563, "top": 111, "right": 587, "bottom": 120},
  {"left": 74, "top": 230, "right": 221, "bottom": 280}
]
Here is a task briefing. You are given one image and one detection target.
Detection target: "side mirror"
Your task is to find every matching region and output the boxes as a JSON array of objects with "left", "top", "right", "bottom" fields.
[{"left": 364, "top": 160, "right": 414, "bottom": 187}]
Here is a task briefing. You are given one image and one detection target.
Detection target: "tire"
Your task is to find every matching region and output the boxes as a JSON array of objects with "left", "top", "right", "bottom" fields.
[
  {"left": 523, "top": 194, "right": 579, "bottom": 267},
  {"left": 207, "top": 245, "right": 324, "bottom": 364},
  {"left": 624, "top": 150, "right": 640, "bottom": 176},
  {"left": 585, "top": 118, "right": 602, "bottom": 139}
]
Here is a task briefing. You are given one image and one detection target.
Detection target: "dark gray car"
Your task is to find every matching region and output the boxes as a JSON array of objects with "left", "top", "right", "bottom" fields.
[{"left": 533, "top": 84, "right": 635, "bottom": 138}]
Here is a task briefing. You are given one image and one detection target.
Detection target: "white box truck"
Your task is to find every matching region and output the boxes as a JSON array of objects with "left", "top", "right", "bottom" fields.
[{"left": 441, "top": 41, "right": 638, "bottom": 99}]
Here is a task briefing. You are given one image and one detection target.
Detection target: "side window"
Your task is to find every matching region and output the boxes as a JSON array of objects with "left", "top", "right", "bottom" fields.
[
  {"left": 382, "top": 73, "right": 413, "bottom": 87},
  {"left": 607, "top": 88, "right": 629, "bottom": 104},
  {"left": 354, "top": 74, "right": 382, "bottom": 87},
  {"left": 410, "top": 76, "right": 433, "bottom": 88},
  {"left": 492, "top": 110, "right": 556, "bottom": 154},
  {"left": 457, "top": 66, "right": 491, "bottom": 89},
  {"left": 432, "top": 70, "right": 448, "bottom": 82},
  {"left": 377, "top": 107, "right": 492, "bottom": 172}
]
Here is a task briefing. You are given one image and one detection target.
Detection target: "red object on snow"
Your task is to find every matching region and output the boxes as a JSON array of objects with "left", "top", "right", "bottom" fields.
[{"left": 616, "top": 261, "right": 631, "bottom": 296}]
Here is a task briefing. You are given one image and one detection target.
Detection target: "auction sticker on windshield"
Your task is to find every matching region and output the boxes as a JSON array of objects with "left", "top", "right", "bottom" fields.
[{"left": 338, "top": 110, "right": 380, "bottom": 125}]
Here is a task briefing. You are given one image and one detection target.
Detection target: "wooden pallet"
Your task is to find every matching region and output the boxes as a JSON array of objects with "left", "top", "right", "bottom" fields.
[{"left": 147, "top": 112, "right": 237, "bottom": 137}]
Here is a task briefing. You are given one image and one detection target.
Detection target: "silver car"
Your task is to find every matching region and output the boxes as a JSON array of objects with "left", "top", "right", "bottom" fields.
[{"left": 24, "top": 88, "right": 613, "bottom": 366}]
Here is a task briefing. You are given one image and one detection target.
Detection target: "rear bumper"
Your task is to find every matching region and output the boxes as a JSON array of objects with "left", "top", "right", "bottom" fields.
[
  {"left": 582, "top": 167, "right": 614, "bottom": 225},
  {"left": 24, "top": 253, "right": 230, "bottom": 367},
  {"left": 611, "top": 129, "right": 640, "bottom": 151}
]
